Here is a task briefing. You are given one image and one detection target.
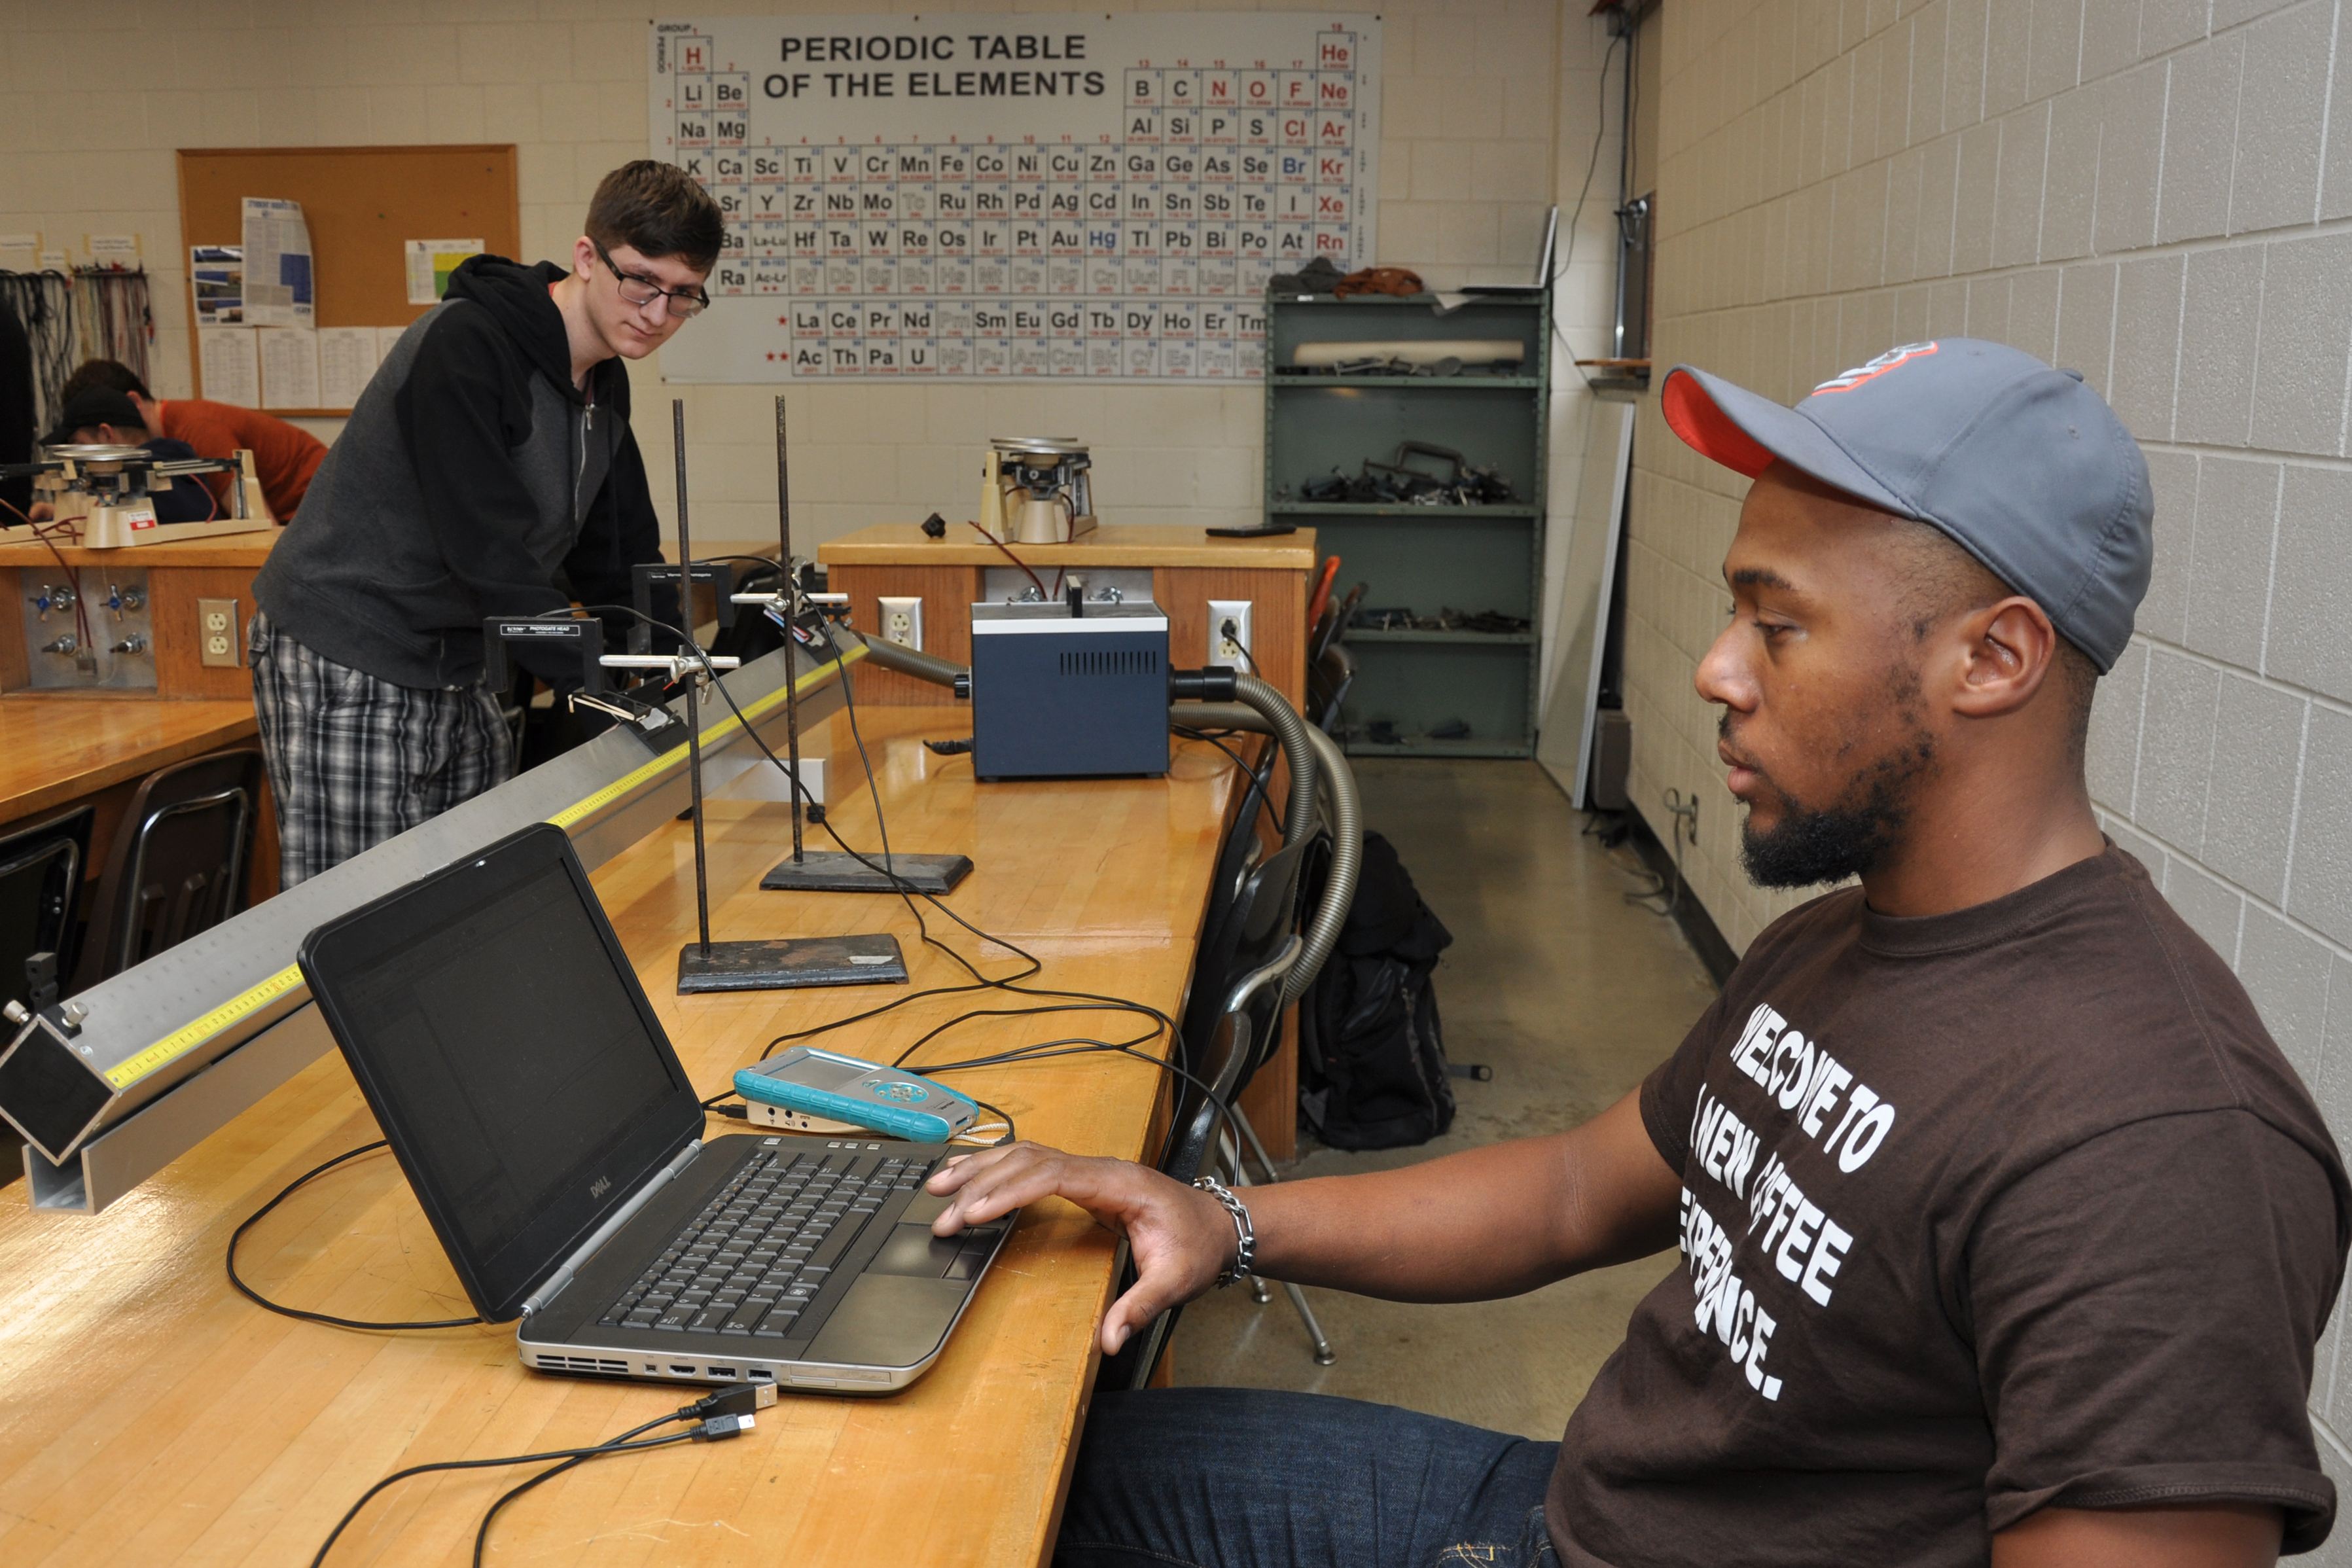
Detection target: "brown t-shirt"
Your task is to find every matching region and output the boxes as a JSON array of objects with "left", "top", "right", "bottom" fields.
[
  {"left": 157, "top": 398, "right": 327, "bottom": 519},
  {"left": 1549, "top": 846, "right": 2349, "bottom": 1565}
]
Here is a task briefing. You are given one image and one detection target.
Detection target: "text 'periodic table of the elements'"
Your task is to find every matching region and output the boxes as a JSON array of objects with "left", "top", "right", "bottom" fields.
[{"left": 649, "top": 15, "right": 1381, "bottom": 383}]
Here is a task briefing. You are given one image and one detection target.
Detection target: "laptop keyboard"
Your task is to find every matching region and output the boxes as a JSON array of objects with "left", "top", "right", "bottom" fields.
[{"left": 597, "top": 1147, "right": 937, "bottom": 1340}]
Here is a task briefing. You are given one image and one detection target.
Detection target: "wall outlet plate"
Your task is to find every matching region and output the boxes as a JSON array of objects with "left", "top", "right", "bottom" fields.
[
  {"left": 1208, "top": 598, "right": 1253, "bottom": 669},
  {"left": 197, "top": 596, "right": 241, "bottom": 668},
  {"left": 878, "top": 594, "right": 923, "bottom": 652}
]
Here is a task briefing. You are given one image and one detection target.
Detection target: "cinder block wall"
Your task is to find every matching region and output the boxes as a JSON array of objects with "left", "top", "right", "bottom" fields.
[
  {"left": 0, "top": 0, "right": 1610, "bottom": 553},
  {"left": 1629, "top": 0, "right": 2352, "bottom": 1509}
]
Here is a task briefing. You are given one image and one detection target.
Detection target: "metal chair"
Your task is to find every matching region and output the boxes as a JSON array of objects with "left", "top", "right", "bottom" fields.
[
  {"left": 0, "top": 805, "right": 92, "bottom": 1012},
  {"left": 1307, "top": 639, "right": 1357, "bottom": 735},
  {"left": 74, "top": 749, "right": 262, "bottom": 987},
  {"left": 1107, "top": 831, "right": 1338, "bottom": 1388}
]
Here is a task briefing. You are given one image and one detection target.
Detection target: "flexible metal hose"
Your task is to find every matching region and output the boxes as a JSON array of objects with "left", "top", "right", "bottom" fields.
[
  {"left": 1174, "top": 702, "right": 1359, "bottom": 1004},
  {"left": 1229, "top": 672, "right": 1317, "bottom": 851},
  {"left": 853, "top": 633, "right": 968, "bottom": 688},
  {"left": 853, "top": 629, "right": 1351, "bottom": 997}
]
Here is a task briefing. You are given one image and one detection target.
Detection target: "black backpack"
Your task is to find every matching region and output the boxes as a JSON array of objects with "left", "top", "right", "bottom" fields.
[{"left": 1297, "top": 832, "right": 1457, "bottom": 1150}]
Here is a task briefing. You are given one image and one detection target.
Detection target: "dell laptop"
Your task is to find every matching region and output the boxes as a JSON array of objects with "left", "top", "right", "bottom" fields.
[{"left": 298, "top": 821, "right": 1012, "bottom": 1392}]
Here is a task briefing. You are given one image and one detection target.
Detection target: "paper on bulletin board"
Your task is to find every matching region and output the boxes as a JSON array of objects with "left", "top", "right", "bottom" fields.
[
  {"left": 199, "top": 326, "right": 260, "bottom": 408},
  {"left": 406, "top": 240, "right": 482, "bottom": 305},
  {"left": 241, "top": 198, "right": 314, "bottom": 327},
  {"left": 190, "top": 245, "right": 245, "bottom": 325},
  {"left": 258, "top": 327, "right": 321, "bottom": 409},
  {"left": 315, "top": 327, "right": 382, "bottom": 408}
]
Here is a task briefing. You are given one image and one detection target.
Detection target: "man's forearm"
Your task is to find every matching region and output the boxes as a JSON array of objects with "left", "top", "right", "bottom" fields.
[{"left": 1245, "top": 1091, "right": 1681, "bottom": 1302}]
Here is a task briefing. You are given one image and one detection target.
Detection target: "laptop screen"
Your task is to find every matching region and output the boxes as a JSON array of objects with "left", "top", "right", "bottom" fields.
[{"left": 301, "top": 825, "right": 702, "bottom": 1320}]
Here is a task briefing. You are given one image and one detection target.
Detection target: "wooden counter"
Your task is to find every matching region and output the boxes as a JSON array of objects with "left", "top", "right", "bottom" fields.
[
  {"left": 0, "top": 695, "right": 259, "bottom": 829},
  {"left": 0, "top": 707, "right": 1245, "bottom": 1566},
  {"left": 821, "top": 522, "right": 1315, "bottom": 571},
  {"left": 0, "top": 692, "right": 276, "bottom": 908},
  {"left": 820, "top": 524, "right": 1315, "bottom": 710},
  {"left": 0, "top": 529, "right": 281, "bottom": 700},
  {"left": 0, "top": 533, "right": 279, "bottom": 569}
]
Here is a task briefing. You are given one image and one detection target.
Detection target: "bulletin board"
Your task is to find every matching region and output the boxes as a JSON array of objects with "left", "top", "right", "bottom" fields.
[{"left": 175, "top": 145, "right": 521, "bottom": 415}]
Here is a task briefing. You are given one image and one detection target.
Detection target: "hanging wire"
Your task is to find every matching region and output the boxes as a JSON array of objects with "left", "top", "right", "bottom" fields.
[
  {"left": 73, "top": 267, "right": 152, "bottom": 386},
  {"left": 0, "top": 270, "right": 79, "bottom": 437}
]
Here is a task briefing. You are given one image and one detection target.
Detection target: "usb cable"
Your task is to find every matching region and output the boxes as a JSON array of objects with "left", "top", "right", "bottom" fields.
[{"left": 312, "top": 1381, "right": 775, "bottom": 1566}]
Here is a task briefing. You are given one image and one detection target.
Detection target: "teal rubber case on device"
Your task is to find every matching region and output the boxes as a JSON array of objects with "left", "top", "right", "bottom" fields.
[{"left": 733, "top": 1047, "right": 976, "bottom": 1143}]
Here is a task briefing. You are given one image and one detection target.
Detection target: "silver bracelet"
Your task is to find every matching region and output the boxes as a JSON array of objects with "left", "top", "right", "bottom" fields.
[{"left": 1194, "top": 1175, "right": 1255, "bottom": 1287}]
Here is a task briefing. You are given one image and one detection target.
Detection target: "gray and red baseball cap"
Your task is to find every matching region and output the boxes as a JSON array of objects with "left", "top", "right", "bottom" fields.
[{"left": 1660, "top": 338, "right": 2153, "bottom": 672}]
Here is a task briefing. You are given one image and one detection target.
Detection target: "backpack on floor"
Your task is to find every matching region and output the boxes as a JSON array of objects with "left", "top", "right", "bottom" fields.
[{"left": 1297, "top": 831, "right": 1457, "bottom": 1150}]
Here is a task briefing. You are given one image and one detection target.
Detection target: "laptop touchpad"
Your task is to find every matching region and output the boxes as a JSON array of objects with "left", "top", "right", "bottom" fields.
[
  {"left": 806, "top": 1274, "right": 971, "bottom": 1369},
  {"left": 870, "top": 1225, "right": 967, "bottom": 1277},
  {"left": 870, "top": 1222, "right": 1003, "bottom": 1277}
]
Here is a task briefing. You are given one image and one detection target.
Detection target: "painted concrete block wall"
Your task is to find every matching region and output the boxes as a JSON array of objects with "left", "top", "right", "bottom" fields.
[
  {"left": 0, "top": 0, "right": 1617, "bottom": 559},
  {"left": 1630, "top": 0, "right": 2352, "bottom": 1517}
]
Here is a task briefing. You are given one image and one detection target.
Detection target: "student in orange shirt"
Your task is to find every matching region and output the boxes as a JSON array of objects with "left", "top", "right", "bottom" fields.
[{"left": 56, "top": 359, "right": 327, "bottom": 518}]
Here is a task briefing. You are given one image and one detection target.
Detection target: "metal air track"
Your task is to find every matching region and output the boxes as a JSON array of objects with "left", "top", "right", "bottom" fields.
[{"left": 1, "top": 639, "right": 861, "bottom": 1213}]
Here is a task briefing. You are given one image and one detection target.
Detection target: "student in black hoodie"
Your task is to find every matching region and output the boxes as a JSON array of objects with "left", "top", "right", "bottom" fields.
[{"left": 249, "top": 161, "right": 722, "bottom": 887}]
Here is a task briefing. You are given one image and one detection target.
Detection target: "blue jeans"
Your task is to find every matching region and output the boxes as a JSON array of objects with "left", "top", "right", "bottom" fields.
[{"left": 1055, "top": 1389, "right": 1561, "bottom": 1568}]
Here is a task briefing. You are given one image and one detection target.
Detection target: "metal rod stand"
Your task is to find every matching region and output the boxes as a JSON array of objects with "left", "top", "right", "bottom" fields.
[
  {"left": 777, "top": 394, "right": 808, "bottom": 862},
  {"left": 674, "top": 399, "right": 712, "bottom": 958}
]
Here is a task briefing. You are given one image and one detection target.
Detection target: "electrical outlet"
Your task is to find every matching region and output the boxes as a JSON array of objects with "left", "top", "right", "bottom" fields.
[
  {"left": 878, "top": 595, "right": 923, "bottom": 651},
  {"left": 197, "top": 596, "right": 241, "bottom": 668},
  {"left": 1208, "top": 598, "right": 1253, "bottom": 669}
]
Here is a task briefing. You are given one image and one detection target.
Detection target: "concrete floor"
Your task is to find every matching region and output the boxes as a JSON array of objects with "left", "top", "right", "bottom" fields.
[{"left": 1170, "top": 759, "right": 1720, "bottom": 1440}]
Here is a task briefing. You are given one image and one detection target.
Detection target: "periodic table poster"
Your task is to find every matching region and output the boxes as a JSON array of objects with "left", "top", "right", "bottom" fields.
[{"left": 649, "top": 14, "right": 1381, "bottom": 382}]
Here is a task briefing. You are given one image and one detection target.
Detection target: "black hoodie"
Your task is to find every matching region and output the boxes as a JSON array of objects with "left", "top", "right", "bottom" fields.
[{"left": 253, "top": 255, "right": 661, "bottom": 690}]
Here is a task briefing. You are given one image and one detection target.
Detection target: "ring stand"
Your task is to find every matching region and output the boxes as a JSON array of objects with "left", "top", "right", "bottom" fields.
[
  {"left": 739, "top": 396, "right": 974, "bottom": 900},
  {"left": 662, "top": 397, "right": 911, "bottom": 995}
]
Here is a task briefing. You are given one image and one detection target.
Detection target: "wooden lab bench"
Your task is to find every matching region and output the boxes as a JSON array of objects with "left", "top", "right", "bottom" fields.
[
  {"left": 0, "top": 707, "right": 1257, "bottom": 1565},
  {"left": 821, "top": 523, "right": 1319, "bottom": 1160}
]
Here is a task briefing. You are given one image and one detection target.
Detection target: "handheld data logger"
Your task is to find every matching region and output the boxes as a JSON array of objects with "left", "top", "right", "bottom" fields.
[{"left": 734, "top": 1047, "right": 979, "bottom": 1143}]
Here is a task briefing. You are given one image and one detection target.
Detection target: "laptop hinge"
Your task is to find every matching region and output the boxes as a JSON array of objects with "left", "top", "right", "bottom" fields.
[{"left": 520, "top": 1138, "right": 702, "bottom": 1319}]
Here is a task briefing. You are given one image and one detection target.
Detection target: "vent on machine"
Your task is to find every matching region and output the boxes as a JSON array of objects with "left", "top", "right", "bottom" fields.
[
  {"left": 1059, "top": 649, "right": 1159, "bottom": 677},
  {"left": 540, "top": 1355, "right": 629, "bottom": 1374}
]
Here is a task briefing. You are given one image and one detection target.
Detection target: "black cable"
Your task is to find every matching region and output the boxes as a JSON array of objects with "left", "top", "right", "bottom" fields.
[
  {"left": 1172, "top": 725, "right": 1284, "bottom": 840},
  {"left": 544, "top": 600, "right": 1196, "bottom": 1146},
  {"left": 470, "top": 1412, "right": 679, "bottom": 1567},
  {"left": 700, "top": 620, "right": 1182, "bottom": 1052},
  {"left": 323, "top": 1381, "right": 766, "bottom": 1565},
  {"left": 228, "top": 1141, "right": 485, "bottom": 1332},
  {"left": 916, "top": 1037, "right": 1237, "bottom": 1129},
  {"left": 315, "top": 1429, "right": 707, "bottom": 1566},
  {"left": 1550, "top": 28, "right": 1628, "bottom": 387}
]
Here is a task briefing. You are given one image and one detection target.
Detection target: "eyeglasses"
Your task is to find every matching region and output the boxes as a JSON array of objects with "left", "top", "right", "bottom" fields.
[{"left": 593, "top": 241, "right": 709, "bottom": 319}]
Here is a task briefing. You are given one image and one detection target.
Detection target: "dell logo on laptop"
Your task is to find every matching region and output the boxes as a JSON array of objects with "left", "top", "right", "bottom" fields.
[{"left": 591, "top": 1175, "right": 612, "bottom": 1198}]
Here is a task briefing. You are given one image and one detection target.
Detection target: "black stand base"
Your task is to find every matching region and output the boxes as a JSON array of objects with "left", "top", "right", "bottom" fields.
[
  {"left": 676, "top": 933, "right": 910, "bottom": 993},
  {"left": 760, "top": 850, "right": 974, "bottom": 895}
]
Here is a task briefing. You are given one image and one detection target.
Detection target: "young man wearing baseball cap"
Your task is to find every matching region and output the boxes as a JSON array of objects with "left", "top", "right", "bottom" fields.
[
  {"left": 247, "top": 161, "right": 721, "bottom": 887},
  {"left": 927, "top": 340, "right": 2349, "bottom": 1567}
]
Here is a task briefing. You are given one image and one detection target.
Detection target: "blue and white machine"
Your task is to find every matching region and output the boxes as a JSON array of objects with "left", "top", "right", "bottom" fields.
[{"left": 967, "top": 597, "right": 1172, "bottom": 780}]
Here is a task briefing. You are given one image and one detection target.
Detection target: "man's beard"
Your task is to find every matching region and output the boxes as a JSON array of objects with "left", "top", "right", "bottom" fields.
[{"left": 1732, "top": 717, "right": 1937, "bottom": 891}]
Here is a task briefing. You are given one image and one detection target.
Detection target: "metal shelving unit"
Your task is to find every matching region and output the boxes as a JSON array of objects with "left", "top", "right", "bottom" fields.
[{"left": 1264, "top": 293, "right": 1550, "bottom": 757}]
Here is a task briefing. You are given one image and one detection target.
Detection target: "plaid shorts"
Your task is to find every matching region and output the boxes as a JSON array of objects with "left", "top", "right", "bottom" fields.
[{"left": 247, "top": 610, "right": 512, "bottom": 890}]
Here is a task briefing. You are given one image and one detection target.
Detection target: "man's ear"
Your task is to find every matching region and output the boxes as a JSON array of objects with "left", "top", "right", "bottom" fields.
[
  {"left": 572, "top": 236, "right": 597, "bottom": 281},
  {"left": 1950, "top": 597, "right": 2059, "bottom": 720}
]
